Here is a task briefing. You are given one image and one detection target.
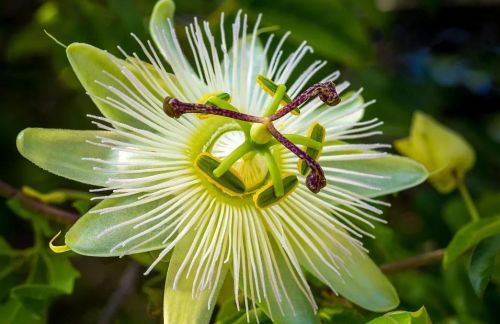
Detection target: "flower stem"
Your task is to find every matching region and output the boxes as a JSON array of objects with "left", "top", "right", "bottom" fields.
[
  {"left": 380, "top": 249, "right": 445, "bottom": 274},
  {"left": 263, "top": 150, "right": 284, "bottom": 197},
  {"left": 213, "top": 142, "right": 253, "bottom": 178},
  {"left": 458, "top": 181, "right": 480, "bottom": 222},
  {"left": 0, "top": 179, "right": 79, "bottom": 224}
]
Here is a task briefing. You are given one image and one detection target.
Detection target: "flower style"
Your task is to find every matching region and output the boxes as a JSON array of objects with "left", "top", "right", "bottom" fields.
[{"left": 16, "top": 0, "right": 428, "bottom": 323}]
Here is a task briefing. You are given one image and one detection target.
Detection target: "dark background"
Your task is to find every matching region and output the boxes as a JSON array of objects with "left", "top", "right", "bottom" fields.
[{"left": 1, "top": 0, "right": 499, "bottom": 323}]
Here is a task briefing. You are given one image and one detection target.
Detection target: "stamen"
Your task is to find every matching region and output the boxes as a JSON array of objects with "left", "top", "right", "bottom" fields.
[
  {"left": 266, "top": 123, "right": 326, "bottom": 193},
  {"left": 213, "top": 142, "right": 253, "bottom": 178},
  {"left": 163, "top": 97, "right": 263, "bottom": 123},
  {"left": 270, "top": 81, "right": 340, "bottom": 120},
  {"left": 162, "top": 79, "right": 335, "bottom": 194}
]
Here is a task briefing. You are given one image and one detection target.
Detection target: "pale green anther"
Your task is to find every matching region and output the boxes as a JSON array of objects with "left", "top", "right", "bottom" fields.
[
  {"left": 263, "top": 84, "right": 287, "bottom": 116},
  {"left": 213, "top": 142, "right": 253, "bottom": 178},
  {"left": 283, "top": 134, "right": 322, "bottom": 151},
  {"left": 299, "top": 122, "right": 326, "bottom": 175},
  {"left": 253, "top": 174, "right": 298, "bottom": 208},
  {"left": 263, "top": 150, "right": 284, "bottom": 197},
  {"left": 195, "top": 153, "right": 246, "bottom": 195},
  {"left": 250, "top": 122, "right": 273, "bottom": 145},
  {"left": 257, "top": 74, "right": 300, "bottom": 115},
  {"left": 203, "top": 95, "right": 251, "bottom": 135},
  {"left": 256, "top": 74, "right": 292, "bottom": 104},
  {"left": 203, "top": 93, "right": 233, "bottom": 109}
]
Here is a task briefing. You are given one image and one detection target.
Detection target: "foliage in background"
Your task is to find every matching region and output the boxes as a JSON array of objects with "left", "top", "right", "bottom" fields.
[{"left": 1, "top": 0, "right": 499, "bottom": 323}]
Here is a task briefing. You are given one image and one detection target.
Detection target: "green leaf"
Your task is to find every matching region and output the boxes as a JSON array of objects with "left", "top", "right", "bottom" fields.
[
  {"left": 72, "top": 200, "right": 94, "bottom": 215},
  {"left": 17, "top": 128, "right": 119, "bottom": 186},
  {"left": 323, "top": 154, "right": 428, "bottom": 198},
  {"left": 232, "top": 308, "right": 272, "bottom": 324},
  {"left": 368, "top": 306, "right": 432, "bottom": 324},
  {"left": 443, "top": 259, "right": 485, "bottom": 322},
  {"left": 444, "top": 216, "right": 500, "bottom": 267},
  {"left": 246, "top": 5, "right": 372, "bottom": 67},
  {"left": 318, "top": 305, "right": 366, "bottom": 324},
  {"left": 0, "top": 237, "right": 13, "bottom": 256},
  {"left": 1, "top": 252, "right": 79, "bottom": 320},
  {"left": 42, "top": 252, "right": 80, "bottom": 294},
  {"left": 66, "top": 194, "right": 172, "bottom": 256},
  {"left": 468, "top": 234, "right": 500, "bottom": 297},
  {"left": 11, "top": 284, "right": 64, "bottom": 316},
  {"left": 215, "top": 297, "right": 243, "bottom": 324},
  {"left": 163, "top": 230, "right": 229, "bottom": 324},
  {"left": 142, "top": 274, "right": 164, "bottom": 317},
  {"left": 291, "top": 226, "right": 399, "bottom": 312},
  {"left": 6, "top": 199, "right": 52, "bottom": 237},
  {"left": 0, "top": 299, "right": 43, "bottom": 324},
  {"left": 254, "top": 239, "right": 319, "bottom": 324}
]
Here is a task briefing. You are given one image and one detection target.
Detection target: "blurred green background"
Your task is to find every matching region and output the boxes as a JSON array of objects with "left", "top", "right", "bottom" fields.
[{"left": 1, "top": 0, "right": 499, "bottom": 323}]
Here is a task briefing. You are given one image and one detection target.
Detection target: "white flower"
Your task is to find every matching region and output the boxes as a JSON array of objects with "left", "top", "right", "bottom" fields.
[{"left": 17, "top": 1, "right": 427, "bottom": 322}]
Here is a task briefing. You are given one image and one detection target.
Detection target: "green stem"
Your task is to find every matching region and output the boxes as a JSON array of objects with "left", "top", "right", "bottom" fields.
[
  {"left": 458, "top": 181, "right": 480, "bottom": 222},
  {"left": 0, "top": 179, "right": 79, "bottom": 224},
  {"left": 263, "top": 149, "right": 284, "bottom": 197},
  {"left": 263, "top": 84, "right": 286, "bottom": 117},
  {"left": 213, "top": 142, "right": 252, "bottom": 178},
  {"left": 283, "top": 134, "right": 322, "bottom": 150}
]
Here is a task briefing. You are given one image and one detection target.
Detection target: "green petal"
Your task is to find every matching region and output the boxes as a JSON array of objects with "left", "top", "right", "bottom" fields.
[
  {"left": 324, "top": 154, "right": 428, "bottom": 198},
  {"left": 164, "top": 230, "right": 228, "bottom": 324},
  {"left": 17, "top": 128, "right": 115, "bottom": 186},
  {"left": 67, "top": 42, "right": 173, "bottom": 130},
  {"left": 292, "top": 229, "right": 399, "bottom": 312},
  {"left": 253, "top": 239, "right": 319, "bottom": 324},
  {"left": 66, "top": 194, "right": 170, "bottom": 256}
]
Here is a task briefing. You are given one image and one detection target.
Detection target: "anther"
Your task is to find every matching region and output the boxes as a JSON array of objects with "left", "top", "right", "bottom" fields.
[{"left": 266, "top": 123, "right": 327, "bottom": 193}]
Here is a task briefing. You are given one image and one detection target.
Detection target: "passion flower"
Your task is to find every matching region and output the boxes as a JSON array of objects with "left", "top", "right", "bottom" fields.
[{"left": 16, "top": 1, "right": 427, "bottom": 322}]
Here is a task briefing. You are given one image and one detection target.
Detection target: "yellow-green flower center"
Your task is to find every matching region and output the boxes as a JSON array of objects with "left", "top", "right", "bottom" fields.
[{"left": 169, "top": 75, "right": 341, "bottom": 207}]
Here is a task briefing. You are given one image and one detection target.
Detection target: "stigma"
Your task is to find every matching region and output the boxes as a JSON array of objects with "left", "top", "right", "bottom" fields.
[{"left": 163, "top": 75, "right": 341, "bottom": 198}]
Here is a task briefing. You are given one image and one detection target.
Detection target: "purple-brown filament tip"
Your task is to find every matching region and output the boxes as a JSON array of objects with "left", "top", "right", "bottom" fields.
[
  {"left": 267, "top": 123, "right": 326, "bottom": 193},
  {"left": 271, "top": 81, "right": 341, "bottom": 120},
  {"left": 163, "top": 96, "right": 181, "bottom": 118},
  {"left": 163, "top": 97, "right": 263, "bottom": 123}
]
